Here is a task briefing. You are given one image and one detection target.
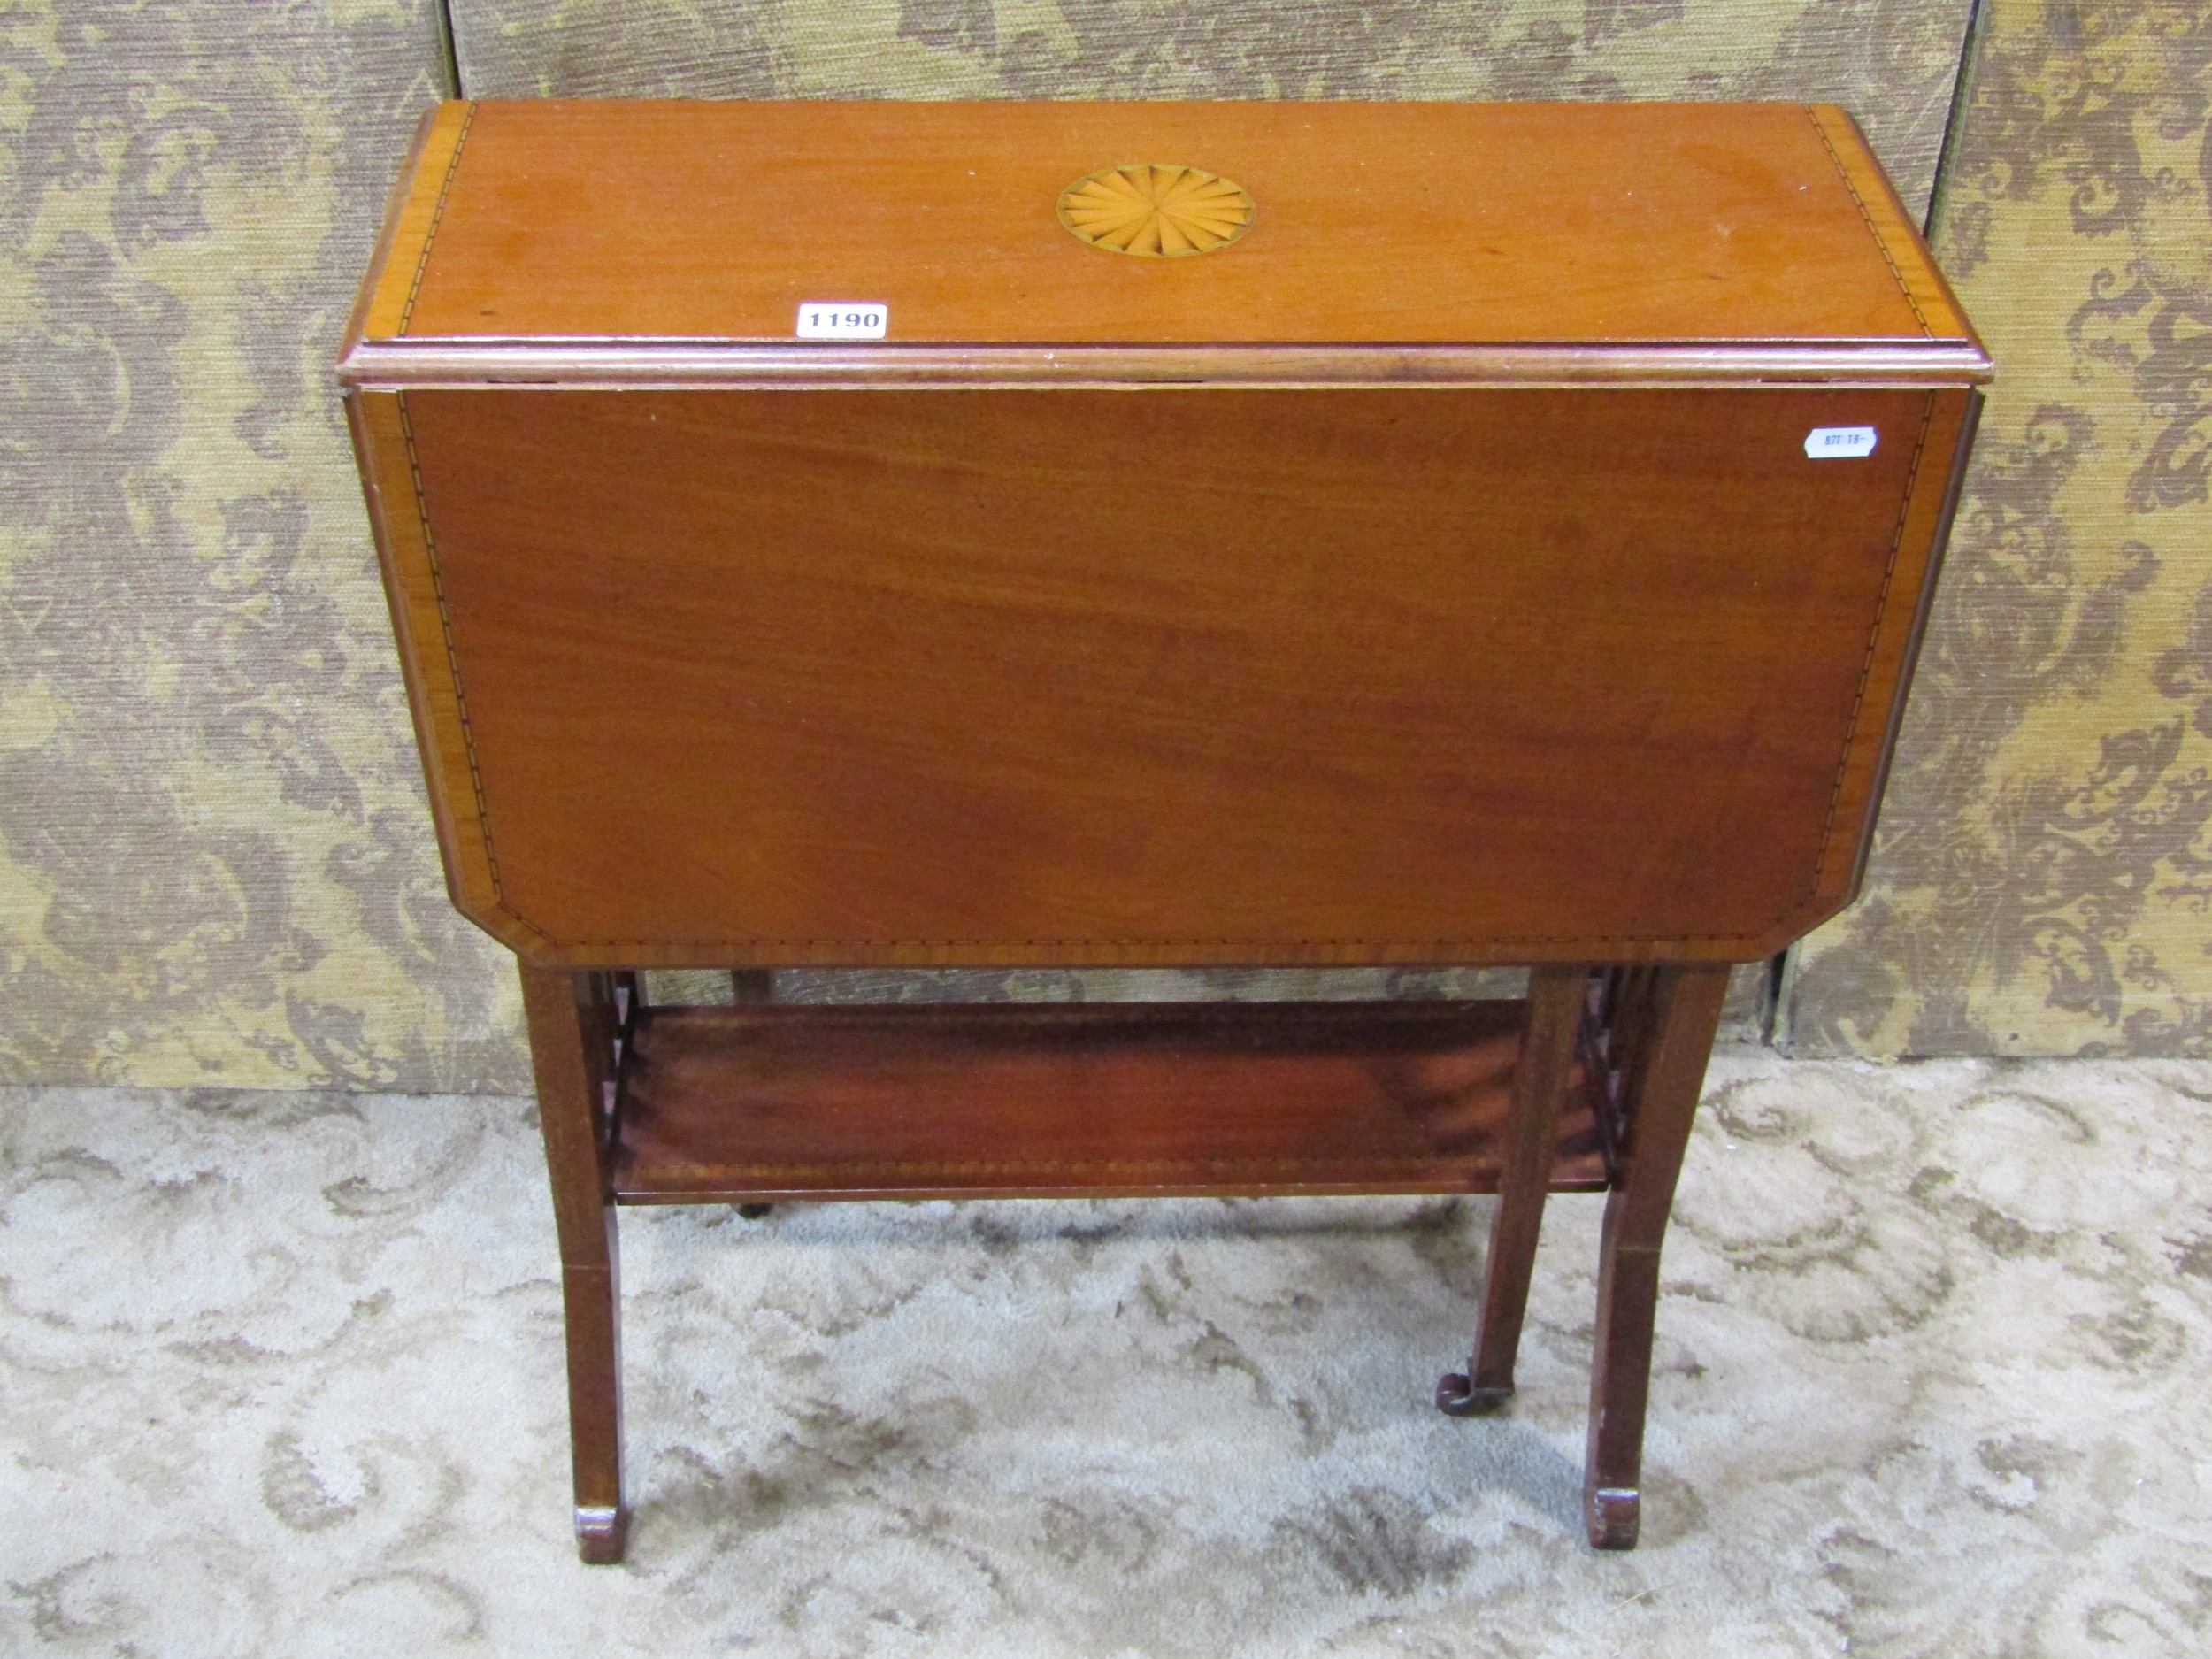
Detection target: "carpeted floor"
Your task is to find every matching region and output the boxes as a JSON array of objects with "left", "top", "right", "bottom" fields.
[{"left": 3, "top": 1053, "right": 2208, "bottom": 1656}]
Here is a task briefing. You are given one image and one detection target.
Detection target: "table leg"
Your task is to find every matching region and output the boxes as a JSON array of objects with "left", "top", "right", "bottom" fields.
[
  {"left": 1437, "top": 963, "right": 1590, "bottom": 1415},
  {"left": 519, "top": 963, "right": 629, "bottom": 1564},
  {"left": 1583, "top": 961, "right": 1730, "bottom": 1549},
  {"left": 727, "top": 972, "right": 777, "bottom": 1217}
]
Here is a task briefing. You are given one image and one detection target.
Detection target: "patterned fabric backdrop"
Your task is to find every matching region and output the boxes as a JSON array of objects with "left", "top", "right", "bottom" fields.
[
  {"left": 451, "top": 0, "right": 1974, "bottom": 215},
  {"left": 460, "top": 0, "right": 1978, "bottom": 1042},
  {"left": 0, "top": 3, "right": 524, "bottom": 1090},
  {"left": 1786, "top": 0, "right": 2212, "bottom": 1057},
  {"left": 17, "top": 1, "right": 2201, "bottom": 1085}
]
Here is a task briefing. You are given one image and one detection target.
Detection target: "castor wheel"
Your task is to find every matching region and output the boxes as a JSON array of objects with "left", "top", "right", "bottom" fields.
[
  {"left": 1434, "top": 1371, "right": 1514, "bottom": 1416},
  {"left": 733, "top": 1202, "right": 774, "bottom": 1219}
]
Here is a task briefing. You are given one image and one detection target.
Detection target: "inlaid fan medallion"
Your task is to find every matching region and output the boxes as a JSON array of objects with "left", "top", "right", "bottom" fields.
[{"left": 1056, "top": 165, "right": 1255, "bottom": 257}]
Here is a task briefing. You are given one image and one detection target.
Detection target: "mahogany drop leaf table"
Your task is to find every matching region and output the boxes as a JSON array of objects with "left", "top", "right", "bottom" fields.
[{"left": 341, "top": 98, "right": 1987, "bottom": 1561}]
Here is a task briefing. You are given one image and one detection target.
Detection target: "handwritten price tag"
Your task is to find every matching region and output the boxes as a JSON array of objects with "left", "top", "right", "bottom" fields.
[{"left": 1804, "top": 426, "right": 1878, "bottom": 459}]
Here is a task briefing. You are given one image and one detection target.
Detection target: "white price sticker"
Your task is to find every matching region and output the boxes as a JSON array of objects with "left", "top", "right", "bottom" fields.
[
  {"left": 1805, "top": 426, "right": 1878, "bottom": 459},
  {"left": 796, "top": 303, "right": 887, "bottom": 340}
]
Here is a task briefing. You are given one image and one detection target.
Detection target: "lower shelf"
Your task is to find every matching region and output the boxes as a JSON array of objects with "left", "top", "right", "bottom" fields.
[{"left": 612, "top": 1000, "right": 1609, "bottom": 1202}]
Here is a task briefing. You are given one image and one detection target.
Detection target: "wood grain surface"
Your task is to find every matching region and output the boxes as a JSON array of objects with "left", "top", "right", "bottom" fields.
[
  {"left": 335, "top": 98, "right": 1995, "bottom": 1568},
  {"left": 612, "top": 1000, "right": 1609, "bottom": 1202},
  {"left": 348, "top": 100, "right": 1978, "bottom": 357},
  {"left": 1582, "top": 960, "right": 1733, "bottom": 1548},
  {"left": 364, "top": 381, "right": 1975, "bottom": 967},
  {"left": 518, "top": 963, "right": 627, "bottom": 1563}
]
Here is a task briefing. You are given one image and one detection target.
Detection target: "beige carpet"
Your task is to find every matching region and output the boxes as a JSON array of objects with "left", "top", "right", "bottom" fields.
[{"left": 4, "top": 1054, "right": 2208, "bottom": 1656}]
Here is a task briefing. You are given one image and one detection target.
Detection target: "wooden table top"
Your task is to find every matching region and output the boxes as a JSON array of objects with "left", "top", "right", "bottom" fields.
[
  {"left": 343, "top": 99, "right": 1985, "bottom": 387},
  {"left": 342, "top": 101, "right": 1987, "bottom": 970}
]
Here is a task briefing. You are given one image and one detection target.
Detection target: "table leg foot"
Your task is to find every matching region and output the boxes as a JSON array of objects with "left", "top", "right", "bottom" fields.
[
  {"left": 1584, "top": 1484, "right": 1640, "bottom": 1550},
  {"left": 1435, "top": 1371, "right": 1514, "bottom": 1416},
  {"left": 575, "top": 1503, "right": 629, "bottom": 1564},
  {"left": 733, "top": 1202, "right": 774, "bottom": 1219},
  {"left": 522, "top": 969, "right": 633, "bottom": 1572},
  {"left": 1578, "top": 962, "right": 1730, "bottom": 1555},
  {"left": 1456, "top": 966, "right": 1591, "bottom": 1423}
]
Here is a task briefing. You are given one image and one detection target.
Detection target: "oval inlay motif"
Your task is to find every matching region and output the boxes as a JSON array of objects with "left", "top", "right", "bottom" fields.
[{"left": 1056, "top": 165, "right": 1255, "bottom": 257}]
